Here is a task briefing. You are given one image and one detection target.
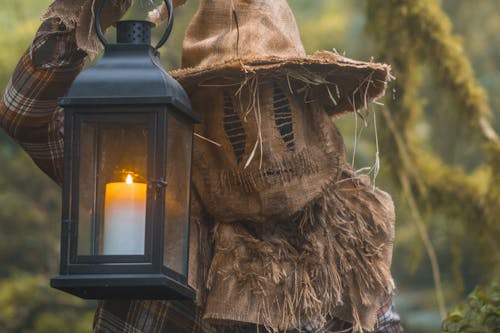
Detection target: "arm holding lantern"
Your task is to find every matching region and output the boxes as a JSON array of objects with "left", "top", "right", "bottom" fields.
[
  {"left": 0, "top": 0, "right": 184, "bottom": 185},
  {"left": 0, "top": 0, "right": 132, "bottom": 184},
  {"left": 0, "top": 18, "right": 85, "bottom": 184}
]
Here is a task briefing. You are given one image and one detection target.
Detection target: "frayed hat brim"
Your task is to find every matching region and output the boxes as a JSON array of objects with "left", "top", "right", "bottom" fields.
[{"left": 172, "top": 51, "right": 392, "bottom": 118}]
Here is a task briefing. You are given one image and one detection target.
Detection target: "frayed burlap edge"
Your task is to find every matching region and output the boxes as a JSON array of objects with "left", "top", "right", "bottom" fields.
[
  {"left": 172, "top": 52, "right": 392, "bottom": 118},
  {"left": 42, "top": 0, "right": 131, "bottom": 58},
  {"left": 202, "top": 171, "right": 395, "bottom": 332}
]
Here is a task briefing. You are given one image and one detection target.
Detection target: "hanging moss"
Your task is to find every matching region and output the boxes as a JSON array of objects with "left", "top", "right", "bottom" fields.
[{"left": 366, "top": 0, "right": 500, "bottom": 303}]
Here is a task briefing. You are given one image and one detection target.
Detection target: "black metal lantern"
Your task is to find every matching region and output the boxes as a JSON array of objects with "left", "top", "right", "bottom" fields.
[{"left": 50, "top": 0, "right": 198, "bottom": 300}]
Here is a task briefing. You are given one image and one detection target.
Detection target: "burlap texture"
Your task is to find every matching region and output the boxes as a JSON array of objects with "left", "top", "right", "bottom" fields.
[
  {"left": 203, "top": 174, "right": 395, "bottom": 331},
  {"left": 189, "top": 80, "right": 395, "bottom": 331},
  {"left": 148, "top": 0, "right": 188, "bottom": 25},
  {"left": 171, "top": 0, "right": 391, "bottom": 119},
  {"left": 42, "top": 0, "right": 132, "bottom": 57}
]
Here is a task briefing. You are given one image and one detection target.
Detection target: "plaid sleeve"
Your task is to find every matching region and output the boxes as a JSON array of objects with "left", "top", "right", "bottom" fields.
[
  {"left": 93, "top": 296, "right": 403, "bottom": 333},
  {"left": 0, "top": 18, "right": 86, "bottom": 185},
  {"left": 372, "top": 294, "right": 404, "bottom": 333},
  {"left": 320, "top": 294, "right": 403, "bottom": 333},
  {"left": 93, "top": 300, "right": 218, "bottom": 333}
]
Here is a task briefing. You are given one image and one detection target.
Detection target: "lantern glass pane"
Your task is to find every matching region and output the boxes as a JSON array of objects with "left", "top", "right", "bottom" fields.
[
  {"left": 77, "top": 121, "right": 149, "bottom": 256},
  {"left": 164, "top": 114, "right": 193, "bottom": 275}
]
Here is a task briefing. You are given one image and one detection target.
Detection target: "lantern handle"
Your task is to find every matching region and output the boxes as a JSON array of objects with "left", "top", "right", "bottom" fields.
[{"left": 95, "top": 0, "right": 174, "bottom": 50}]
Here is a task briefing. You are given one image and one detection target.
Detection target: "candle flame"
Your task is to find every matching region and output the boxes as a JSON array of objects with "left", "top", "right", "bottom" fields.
[{"left": 126, "top": 174, "right": 133, "bottom": 184}]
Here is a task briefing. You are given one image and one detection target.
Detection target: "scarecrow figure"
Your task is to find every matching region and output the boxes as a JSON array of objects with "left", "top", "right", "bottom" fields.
[{"left": 0, "top": 0, "right": 403, "bottom": 332}]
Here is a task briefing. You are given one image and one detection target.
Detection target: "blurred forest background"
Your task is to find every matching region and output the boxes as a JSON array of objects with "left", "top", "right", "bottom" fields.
[{"left": 0, "top": 0, "right": 499, "bottom": 332}]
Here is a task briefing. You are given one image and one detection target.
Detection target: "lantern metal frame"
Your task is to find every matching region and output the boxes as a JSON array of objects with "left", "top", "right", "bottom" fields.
[{"left": 50, "top": 0, "right": 199, "bottom": 300}]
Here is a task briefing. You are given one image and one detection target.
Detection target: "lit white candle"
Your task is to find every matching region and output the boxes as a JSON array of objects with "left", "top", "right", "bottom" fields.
[{"left": 103, "top": 174, "right": 147, "bottom": 255}]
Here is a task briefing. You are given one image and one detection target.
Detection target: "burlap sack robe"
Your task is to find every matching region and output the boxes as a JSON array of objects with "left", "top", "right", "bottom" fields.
[{"left": 44, "top": 0, "right": 396, "bottom": 331}]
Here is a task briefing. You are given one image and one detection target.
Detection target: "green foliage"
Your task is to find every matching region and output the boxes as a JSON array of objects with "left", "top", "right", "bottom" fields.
[
  {"left": 366, "top": 0, "right": 500, "bottom": 287},
  {"left": 0, "top": 137, "right": 61, "bottom": 277},
  {"left": 0, "top": 0, "right": 53, "bottom": 87},
  {"left": 366, "top": 0, "right": 500, "bottom": 330},
  {"left": 0, "top": 274, "right": 94, "bottom": 333},
  {"left": 442, "top": 283, "right": 500, "bottom": 333},
  {"left": 441, "top": 0, "right": 500, "bottom": 131}
]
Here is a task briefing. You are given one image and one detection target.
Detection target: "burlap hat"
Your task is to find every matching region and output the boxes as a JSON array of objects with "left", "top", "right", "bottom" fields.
[{"left": 171, "top": 0, "right": 391, "bottom": 118}]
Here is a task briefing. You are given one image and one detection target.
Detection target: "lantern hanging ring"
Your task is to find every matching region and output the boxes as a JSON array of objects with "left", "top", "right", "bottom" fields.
[{"left": 95, "top": 0, "right": 174, "bottom": 50}]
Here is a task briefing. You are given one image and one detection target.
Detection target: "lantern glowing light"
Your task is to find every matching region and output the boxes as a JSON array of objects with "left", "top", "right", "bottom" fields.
[{"left": 102, "top": 173, "right": 147, "bottom": 255}]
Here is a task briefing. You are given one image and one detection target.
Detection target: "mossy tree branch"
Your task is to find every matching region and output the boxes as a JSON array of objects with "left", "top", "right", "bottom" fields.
[{"left": 366, "top": 0, "right": 500, "bottom": 314}]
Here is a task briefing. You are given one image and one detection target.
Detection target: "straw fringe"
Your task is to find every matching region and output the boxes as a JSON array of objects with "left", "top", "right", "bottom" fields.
[
  {"left": 204, "top": 172, "right": 395, "bottom": 332},
  {"left": 42, "top": 0, "right": 83, "bottom": 29}
]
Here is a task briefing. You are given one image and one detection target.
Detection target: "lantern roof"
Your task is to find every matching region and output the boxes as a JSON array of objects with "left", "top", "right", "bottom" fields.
[{"left": 59, "top": 44, "right": 199, "bottom": 122}]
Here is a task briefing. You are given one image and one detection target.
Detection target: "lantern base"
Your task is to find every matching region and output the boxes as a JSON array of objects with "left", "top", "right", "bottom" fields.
[{"left": 50, "top": 274, "right": 195, "bottom": 300}]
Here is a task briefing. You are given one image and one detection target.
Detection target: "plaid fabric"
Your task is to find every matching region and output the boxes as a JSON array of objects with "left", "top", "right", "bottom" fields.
[
  {"left": 0, "top": 19, "right": 403, "bottom": 333},
  {"left": 93, "top": 301, "right": 218, "bottom": 333},
  {"left": 0, "top": 18, "right": 85, "bottom": 185},
  {"left": 372, "top": 295, "right": 404, "bottom": 333},
  {"left": 94, "top": 297, "right": 403, "bottom": 333}
]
